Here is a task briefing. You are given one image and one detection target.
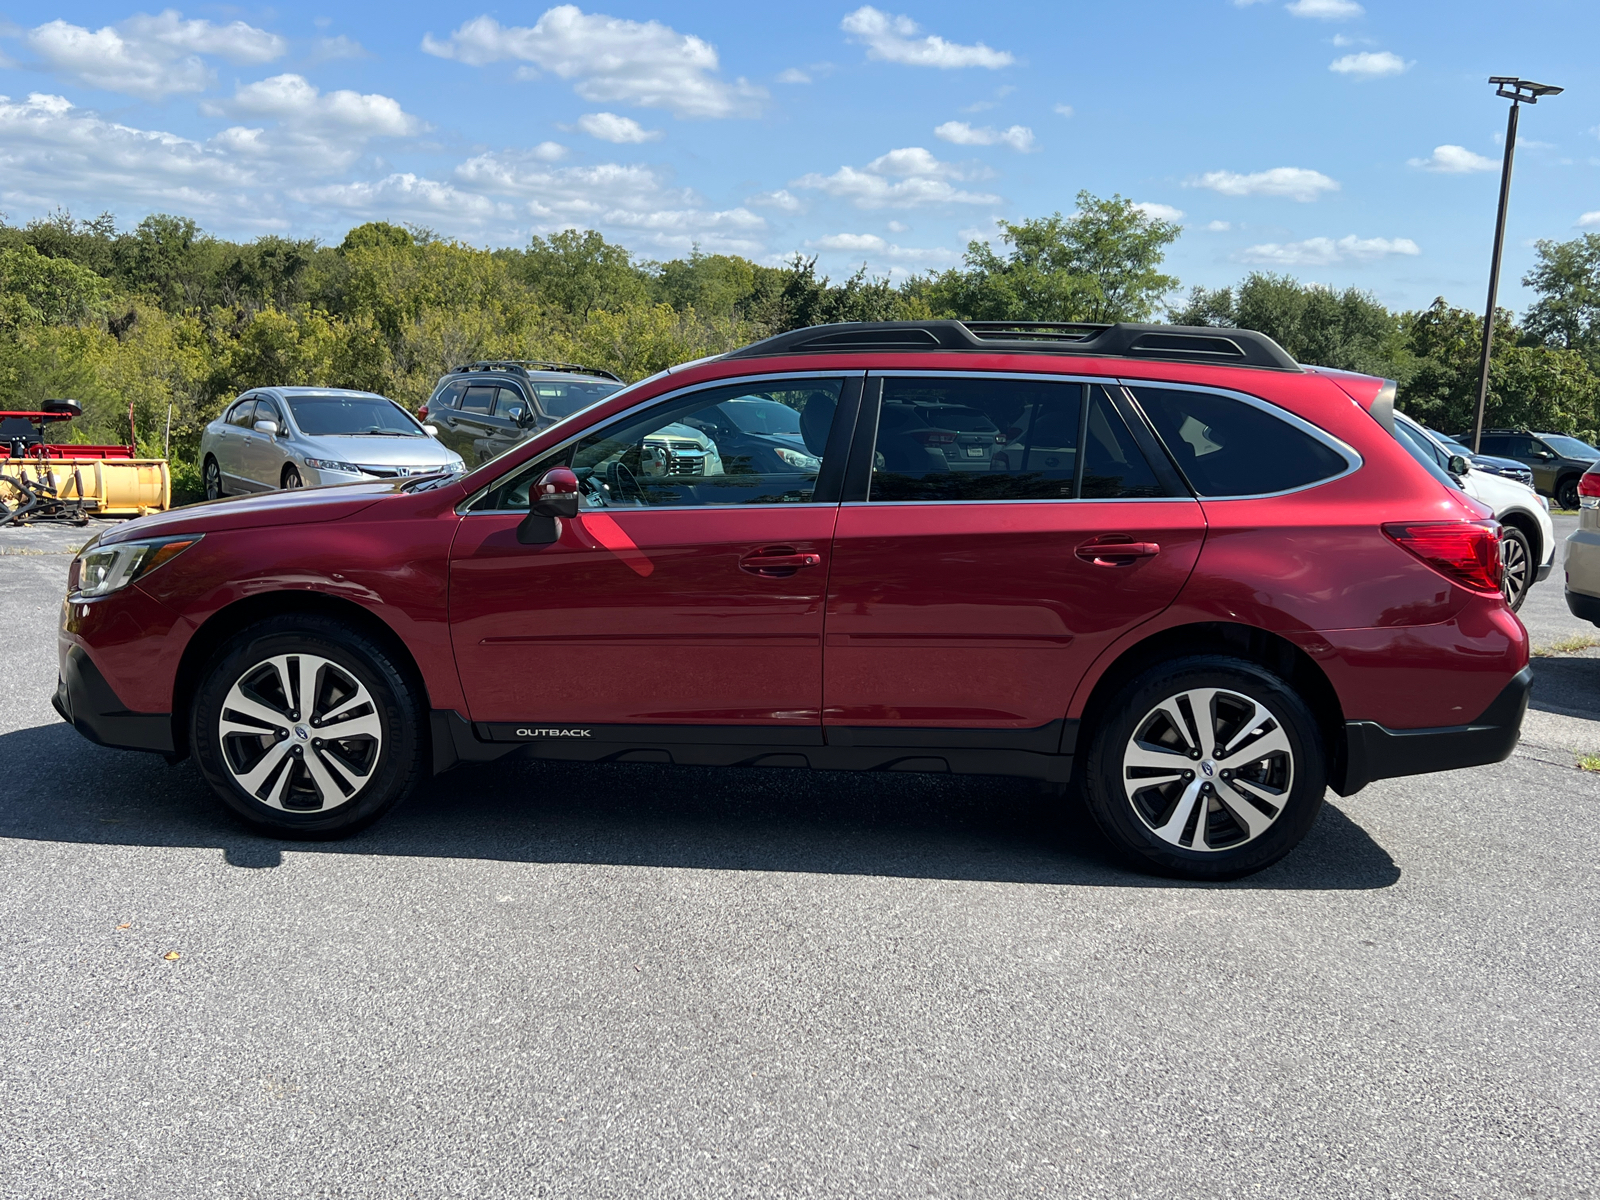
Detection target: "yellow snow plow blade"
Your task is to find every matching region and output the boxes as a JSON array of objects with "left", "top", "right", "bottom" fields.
[{"left": 0, "top": 457, "right": 171, "bottom": 516}]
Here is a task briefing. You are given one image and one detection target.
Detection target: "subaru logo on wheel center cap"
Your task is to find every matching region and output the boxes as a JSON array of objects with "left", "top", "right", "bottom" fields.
[
  {"left": 1201, "top": 760, "right": 1215, "bottom": 777},
  {"left": 294, "top": 725, "right": 310, "bottom": 741}
]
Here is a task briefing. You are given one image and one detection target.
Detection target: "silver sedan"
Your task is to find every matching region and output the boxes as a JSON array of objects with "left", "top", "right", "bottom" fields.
[{"left": 200, "top": 388, "right": 465, "bottom": 499}]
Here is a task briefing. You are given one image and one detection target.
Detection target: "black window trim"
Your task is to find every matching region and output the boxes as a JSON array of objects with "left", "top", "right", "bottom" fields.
[
  {"left": 1120, "top": 377, "right": 1363, "bottom": 501},
  {"left": 457, "top": 370, "right": 868, "bottom": 515},
  {"left": 844, "top": 369, "right": 1195, "bottom": 506}
]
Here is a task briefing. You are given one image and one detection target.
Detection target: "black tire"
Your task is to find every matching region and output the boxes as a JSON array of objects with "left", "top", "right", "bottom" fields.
[
  {"left": 203, "top": 456, "right": 225, "bottom": 500},
  {"left": 1500, "top": 525, "right": 1533, "bottom": 612},
  {"left": 1558, "top": 476, "right": 1581, "bottom": 512},
  {"left": 281, "top": 465, "right": 304, "bottom": 490},
  {"left": 189, "top": 615, "right": 424, "bottom": 838},
  {"left": 1079, "top": 654, "right": 1326, "bottom": 881}
]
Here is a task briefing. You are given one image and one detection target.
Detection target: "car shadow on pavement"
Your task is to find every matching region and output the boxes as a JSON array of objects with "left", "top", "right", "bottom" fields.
[
  {"left": 1529, "top": 656, "right": 1600, "bottom": 718},
  {"left": 0, "top": 722, "right": 1400, "bottom": 890}
]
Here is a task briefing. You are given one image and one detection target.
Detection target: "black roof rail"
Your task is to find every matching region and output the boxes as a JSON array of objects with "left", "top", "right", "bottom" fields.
[
  {"left": 448, "top": 359, "right": 623, "bottom": 383},
  {"left": 724, "top": 320, "right": 1302, "bottom": 372}
]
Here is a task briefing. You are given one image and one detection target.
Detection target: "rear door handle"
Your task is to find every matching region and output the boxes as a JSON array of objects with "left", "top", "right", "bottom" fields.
[
  {"left": 740, "top": 547, "right": 822, "bottom": 578},
  {"left": 1076, "top": 539, "right": 1161, "bottom": 566}
]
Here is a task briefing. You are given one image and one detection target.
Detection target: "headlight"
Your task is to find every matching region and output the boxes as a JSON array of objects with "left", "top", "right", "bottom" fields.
[
  {"left": 774, "top": 446, "right": 821, "bottom": 471},
  {"left": 70, "top": 536, "right": 200, "bottom": 599},
  {"left": 304, "top": 457, "right": 361, "bottom": 473}
]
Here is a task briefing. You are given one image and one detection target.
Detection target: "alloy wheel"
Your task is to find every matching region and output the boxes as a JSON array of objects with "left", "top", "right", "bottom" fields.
[
  {"left": 1501, "top": 531, "right": 1530, "bottom": 609},
  {"left": 218, "top": 654, "right": 383, "bottom": 812},
  {"left": 283, "top": 467, "right": 304, "bottom": 490},
  {"left": 1122, "top": 687, "right": 1294, "bottom": 852},
  {"left": 204, "top": 458, "right": 222, "bottom": 500}
]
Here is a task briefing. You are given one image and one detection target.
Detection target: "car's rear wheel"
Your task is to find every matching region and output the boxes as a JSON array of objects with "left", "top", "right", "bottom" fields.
[
  {"left": 282, "top": 465, "right": 304, "bottom": 490},
  {"left": 189, "top": 615, "right": 424, "bottom": 838},
  {"left": 203, "top": 456, "right": 224, "bottom": 500},
  {"left": 1079, "top": 655, "right": 1326, "bottom": 880},
  {"left": 1500, "top": 526, "right": 1533, "bottom": 612},
  {"left": 1558, "top": 476, "right": 1581, "bottom": 511}
]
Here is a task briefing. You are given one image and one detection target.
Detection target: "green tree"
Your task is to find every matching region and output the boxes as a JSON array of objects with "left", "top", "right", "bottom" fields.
[
  {"left": 0, "top": 244, "right": 111, "bottom": 328},
  {"left": 1522, "top": 233, "right": 1600, "bottom": 368},
  {"left": 521, "top": 229, "right": 648, "bottom": 319},
  {"left": 927, "top": 192, "right": 1181, "bottom": 323}
]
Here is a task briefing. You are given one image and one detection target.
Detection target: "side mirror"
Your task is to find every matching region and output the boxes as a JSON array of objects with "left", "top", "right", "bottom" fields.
[
  {"left": 423, "top": 424, "right": 439, "bottom": 438},
  {"left": 1447, "top": 454, "right": 1471, "bottom": 477},
  {"left": 253, "top": 419, "right": 278, "bottom": 436},
  {"left": 503, "top": 402, "right": 533, "bottom": 428},
  {"left": 1537, "top": 450, "right": 1556, "bottom": 459},
  {"left": 518, "top": 466, "right": 580, "bottom": 545}
]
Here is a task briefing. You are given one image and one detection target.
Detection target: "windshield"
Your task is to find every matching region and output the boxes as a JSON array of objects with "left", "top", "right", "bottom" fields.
[
  {"left": 287, "top": 394, "right": 423, "bottom": 437},
  {"left": 721, "top": 398, "right": 803, "bottom": 435},
  {"left": 1429, "top": 430, "right": 1475, "bottom": 456},
  {"left": 530, "top": 380, "right": 624, "bottom": 419},
  {"left": 1393, "top": 417, "right": 1461, "bottom": 490},
  {"left": 1543, "top": 435, "right": 1600, "bottom": 459}
]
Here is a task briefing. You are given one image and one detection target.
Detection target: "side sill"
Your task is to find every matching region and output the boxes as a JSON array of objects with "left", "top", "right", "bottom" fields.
[{"left": 1332, "top": 665, "right": 1531, "bottom": 796}]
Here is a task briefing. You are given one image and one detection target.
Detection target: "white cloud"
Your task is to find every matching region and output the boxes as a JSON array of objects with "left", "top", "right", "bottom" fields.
[
  {"left": 840, "top": 6, "right": 1013, "bottom": 69},
  {"left": 1288, "top": 0, "right": 1364, "bottom": 16},
  {"left": 934, "top": 121, "right": 1035, "bottom": 151},
  {"left": 224, "top": 75, "right": 420, "bottom": 138},
  {"left": 421, "top": 7, "right": 766, "bottom": 119},
  {"left": 291, "top": 174, "right": 508, "bottom": 223},
  {"left": 1578, "top": 212, "right": 1600, "bottom": 228},
  {"left": 747, "top": 189, "right": 803, "bottom": 212},
  {"left": 575, "top": 112, "right": 662, "bottom": 143},
  {"left": 1330, "top": 51, "right": 1409, "bottom": 77},
  {"left": 777, "top": 68, "right": 811, "bottom": 84},
  {"left": 1053, "top": 104, "right": 1074, "bottom": 118},
  {"left": 25, "top": 12, "right": 286, "bottom": 100},
  {"left": 1189, "top": 166, "right": 1339, "bottom": 201},
  {"left": 1133, "top": 202, "right": 1184, "bottom": 221},
  {"left": 313, "top": 35, "right": 367, "bottom": 61},
  {"left": 1409, "top": 144, "right": 1497, "bottom": 173},
  {"left": 811, "top": 233, "right": 885, "bottom": 252},
  {"left": 887, "top": 220, "right": 908, "bottom": 232},
  {"left": 793, "top": 147, "right": 1002, "bottom": 209},
  {"left": 1206, "top": 220, "right": 1232, "bottom": 232},
  {"left": 1240, "top": 234, "right": 1420, "bottom": 266}
]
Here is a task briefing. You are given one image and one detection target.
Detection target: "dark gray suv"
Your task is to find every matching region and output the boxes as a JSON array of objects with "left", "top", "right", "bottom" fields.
[
  {"left": 1475, "top": 429, "right": 1600, "bottom": 510},
  {"left": 419, "top": 360, "right": 624, "bottom": 468}
]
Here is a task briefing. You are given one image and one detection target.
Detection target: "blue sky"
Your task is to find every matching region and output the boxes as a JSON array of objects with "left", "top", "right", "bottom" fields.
[{"left": 0, "top": 1, "right": 1596, "bottom": 314}]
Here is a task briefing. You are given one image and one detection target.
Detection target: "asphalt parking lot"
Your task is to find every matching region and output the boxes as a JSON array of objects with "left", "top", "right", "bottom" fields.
[{"left": 2, "top": 516, "right": 1597, "bottom": 1199}]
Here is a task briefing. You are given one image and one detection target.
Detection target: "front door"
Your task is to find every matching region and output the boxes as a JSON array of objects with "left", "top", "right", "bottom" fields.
[
  {"left": 823, "top": 375, "right": 1206, "bottom": 741},
  {"left": 241, "top": 395, "right": 286, "bottom": 489},
  {"left": 449, "top": 374, "right": 859, "bottom": 733}
]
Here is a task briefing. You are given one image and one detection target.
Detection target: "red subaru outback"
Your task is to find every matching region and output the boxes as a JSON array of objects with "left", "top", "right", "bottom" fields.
[{"left": 54, "top": 322, "right": 1529, "bottom": 879}]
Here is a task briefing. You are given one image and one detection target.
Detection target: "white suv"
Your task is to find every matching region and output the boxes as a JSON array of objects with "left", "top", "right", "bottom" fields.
[{"left": 1394, "top": 411, "right": 1554, "bottom": 611}]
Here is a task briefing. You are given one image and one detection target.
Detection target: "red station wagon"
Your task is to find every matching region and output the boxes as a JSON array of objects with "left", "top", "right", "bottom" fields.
[{"left": 54, "top": 321, "right": 1530, "bottom": 879}]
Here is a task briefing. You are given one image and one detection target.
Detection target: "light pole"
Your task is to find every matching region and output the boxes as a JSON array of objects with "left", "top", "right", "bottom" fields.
[{"left": 1470, "top": 77, "right": 1562, "bottom": 453}]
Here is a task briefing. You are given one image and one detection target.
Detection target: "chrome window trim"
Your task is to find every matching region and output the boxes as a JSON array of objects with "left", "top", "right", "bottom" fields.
[
  {"left": 457, "top": 369, "right": 866, "bottom": 515},
  {"left": 1118, "top": 377, "right": 1364, "bottom": 500}
]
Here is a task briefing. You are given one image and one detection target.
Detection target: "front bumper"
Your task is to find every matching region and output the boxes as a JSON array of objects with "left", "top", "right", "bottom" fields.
[
  {"left": 53, "top": 643, "right": 175, "bottom": 755},
  {"left": 1333, "top": 665, "right": 1531, "bottom": 795}
]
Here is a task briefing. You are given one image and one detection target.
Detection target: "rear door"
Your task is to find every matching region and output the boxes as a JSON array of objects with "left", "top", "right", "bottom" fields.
[
  {"left": 822, "top": 374, "right": 1206, "bottom": 745},
  {"left": 449, "top": 374, "right": 861, "bottom": 735}
]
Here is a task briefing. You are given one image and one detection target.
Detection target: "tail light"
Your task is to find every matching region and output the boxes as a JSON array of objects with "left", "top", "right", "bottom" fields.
[
  {"left": 417, "top": 404, "right": 430, "bottom": 420},
  {"left": 1383, "top": 521, "right": 1503, "bottom": 595},
  {"left": 913, "top": 431, "right": 957, "bottom": 446},
  {"left": 1579, "top": 472, "right": 1600, "bottom": 508}
]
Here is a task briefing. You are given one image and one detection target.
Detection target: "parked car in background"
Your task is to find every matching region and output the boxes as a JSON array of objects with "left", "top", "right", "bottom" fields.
[
  {"left": 1393, "top": 412, "right": 1553, "bottom": 610},
  {"left": 1565, "top": 463, "right": 1600, "bottom": 627},
  {"left": 420, "top": 361, "right": 624, "bottom": 468},
  {"left": 1425, "top": 429, "right": 1535, "bottom": 488},
  {"left": 679, "top": 395, "right": 822, "bottom": 474},
  {"left": 1472, "top": 429, "right": 1600, "bottom": 510},
  {"left": 201, "top": 388, "right": 464, "bottom": 499},
  {"left": 58, "top": 320, "right": 1530, "bottom": 882}
]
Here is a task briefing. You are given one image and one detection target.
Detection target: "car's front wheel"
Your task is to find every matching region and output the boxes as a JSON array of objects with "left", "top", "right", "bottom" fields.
[
  {"left": 203, "top": 456, "right": 224, "bottom": 500},
  {"left": 1079, "top": 655, "right": 1326, "bottom": 880},
  {"left": 1500, "top": 526, "right": 1533, "bottom": 611},
  {"left": 189, "top": 616, "right": 424, "bottom": 838},
  {"left": 282, "top": 465, "right": 304, "bottom": 490}
]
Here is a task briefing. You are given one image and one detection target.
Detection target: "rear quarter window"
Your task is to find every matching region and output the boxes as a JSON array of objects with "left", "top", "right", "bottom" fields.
[{"left": 1131, "top": 386, "right": 1351, "bottom": 497}]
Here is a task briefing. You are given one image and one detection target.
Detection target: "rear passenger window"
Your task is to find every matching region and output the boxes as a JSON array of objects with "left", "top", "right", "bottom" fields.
[
  {"left": 868, "top": 378, "right": 1168, "bottom": 502},
  {"left": 460, "top": 385, "right": 496, "bottom": 415},
  {"left": 1132, "top": 387, "right": 1349, "bottom": 497}
]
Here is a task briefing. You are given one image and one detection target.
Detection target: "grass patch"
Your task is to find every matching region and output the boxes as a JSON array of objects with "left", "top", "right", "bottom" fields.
[
  {"left": 1578, "top": 754, "right": 1600, "bottom": 773},
  {"left": 1551, "top": 508, "right": 1580, "bottom": 517},
  {"left": 1531, "top": 633, "right": 1600, "bottom": 657}
]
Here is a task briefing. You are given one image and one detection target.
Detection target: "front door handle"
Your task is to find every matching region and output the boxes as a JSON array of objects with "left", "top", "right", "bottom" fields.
[
  {"left": 1076, "top": 538, "right": 1160, "bottom": 566},
  {"left": 740, "top": 546, "right": 822, "bottom": 578}
]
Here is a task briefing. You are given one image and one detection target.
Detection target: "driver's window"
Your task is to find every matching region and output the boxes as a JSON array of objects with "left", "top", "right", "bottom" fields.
[{"left": 472, "top": 378, "right": 845, "bottom": 511}]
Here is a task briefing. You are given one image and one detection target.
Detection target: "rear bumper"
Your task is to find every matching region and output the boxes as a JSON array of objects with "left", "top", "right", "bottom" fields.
[
  {"left": 1567, "top": 589, "right": 1600, "bottom": 627},
  {"left": 1333, "top": 665, "right": 1530, "bottom": 795},
  {"left": 53, "top": 643, "right": 175, "bottom": 755}
]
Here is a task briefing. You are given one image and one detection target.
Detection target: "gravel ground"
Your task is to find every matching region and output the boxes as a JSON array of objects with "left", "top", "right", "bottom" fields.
[{"left": 0, "top": 513, "right": 1596, "bottom": 1199}]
